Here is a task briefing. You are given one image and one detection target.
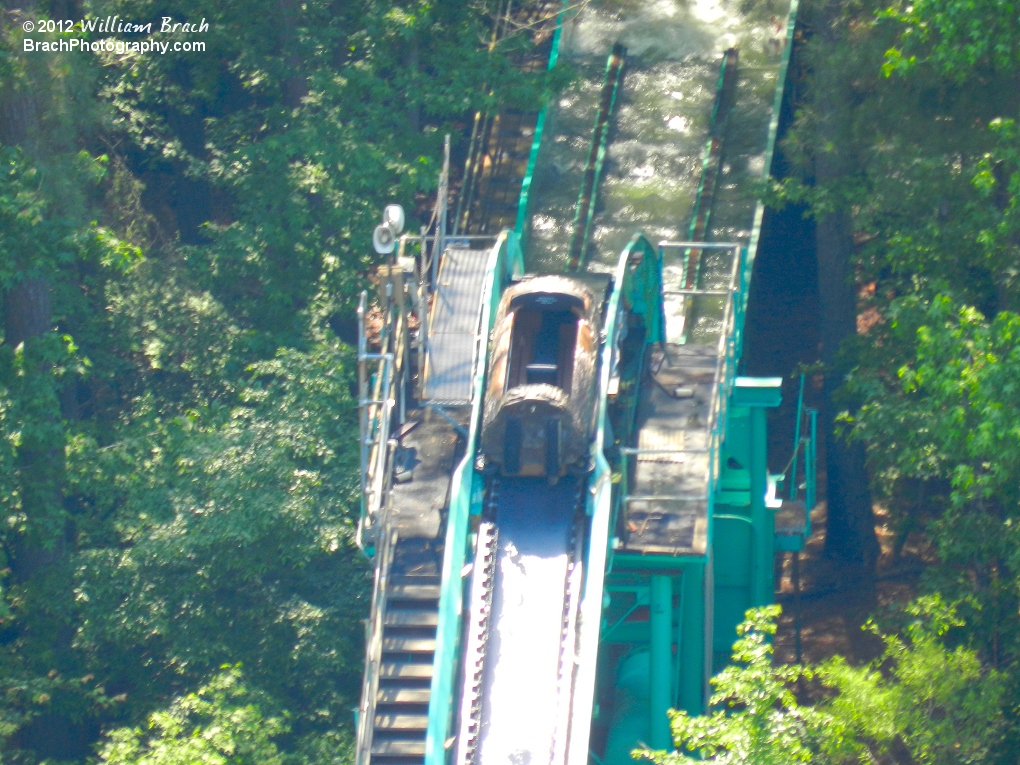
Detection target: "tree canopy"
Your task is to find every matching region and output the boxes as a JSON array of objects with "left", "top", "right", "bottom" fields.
[{"left": 0, "top": 1, "right": 556, "bottom": 762}]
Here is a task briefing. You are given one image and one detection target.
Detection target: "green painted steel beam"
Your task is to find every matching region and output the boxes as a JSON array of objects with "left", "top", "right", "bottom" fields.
[
  {"left": 649, "top": 575, "right": 673, "bottom": 750},
  {"left": 730, "top": 377, "right": 781, "bottom": 608},
  {"left": 567, "top": 43, "right": 626, "bottom": 272},
  {"left": 678, "top": 565, "right": 706, "bottom": 714},
  {"left": 749, "top": 405, "right": 772, "bottom": 607},
  {"left": 732, "top": 376, "right": 782, "bottom": 408},
  {"left": 600, "top": 623, "right": 652, "bottom": 645},
  {"left": 611, "top": 553, "right": 704, "bottom": 572},
  {"left": 424, "top": 233, "right": 525, "bottom": 765}
]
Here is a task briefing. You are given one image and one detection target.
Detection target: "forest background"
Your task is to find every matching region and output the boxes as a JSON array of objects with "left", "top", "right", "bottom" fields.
[{"left": 0, "top": 0, "right": 1018, "bottom": 763}]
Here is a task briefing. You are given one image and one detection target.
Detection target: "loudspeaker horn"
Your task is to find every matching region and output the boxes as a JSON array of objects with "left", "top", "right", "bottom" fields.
[{"left": 372, "top": 223, "right": 396, "bottom": 254}]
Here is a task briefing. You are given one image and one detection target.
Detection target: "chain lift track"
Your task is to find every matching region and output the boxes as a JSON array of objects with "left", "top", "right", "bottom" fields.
[
  {"left": 551, "top": 508, "right": 585, "bottom": 765},
  {"left": 455, "top": 477, "right": 586, "bottom": 765},
  {"left": 454, "top": 520, "right": 498, "bottom": 765}
]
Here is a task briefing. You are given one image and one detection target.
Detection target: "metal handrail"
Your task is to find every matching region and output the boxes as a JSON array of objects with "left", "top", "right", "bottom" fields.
[
  {"left": 356, "top": 263, "right": 408, "bottom": 554},
  {"left": 779, "top": 374, "right": 817, "bottom": 539},
  {"left": 658, "top": 240, "right": 743, "bottom": 249},
  {"left": 626, "top": 495, "right": 710, "bottom": 503},
  {"left": 663, "top": 288, "right": 731, "bottom": 296},
  {"left": 656, "top": 240, "right": 744, "bottom": 443},
  {"left": 619, "top": 447, "right": 710, "bottom": 455},
  {"left": 354, "top": 522, "right": 397, "bottom": 765},
  {"left": 611, "top": 239, "right": 747, "bottom": 569}
]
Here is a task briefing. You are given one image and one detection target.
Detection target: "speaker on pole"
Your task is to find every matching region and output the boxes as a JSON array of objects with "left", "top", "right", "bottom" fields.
[{"left": 373, "top": 223, "right": 396, "bottom": 254}]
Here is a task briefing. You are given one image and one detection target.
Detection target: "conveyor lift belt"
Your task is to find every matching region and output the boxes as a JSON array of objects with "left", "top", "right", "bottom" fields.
[{"left": 456, "top": 477, "right": 586, "bottom": 765}]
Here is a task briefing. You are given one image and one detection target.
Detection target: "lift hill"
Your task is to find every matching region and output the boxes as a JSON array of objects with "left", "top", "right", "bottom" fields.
[{"left": 353, "top": 1, "right": 813, "bottom": 764}]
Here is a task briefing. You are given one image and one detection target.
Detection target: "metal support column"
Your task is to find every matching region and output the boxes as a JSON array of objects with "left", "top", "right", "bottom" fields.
[
  {"left": 733, "top": 377, "right": 782, "bottom": 609},
  {"left": 649, "top": 574, "right": 673, "bottom": 750},
  {"left": 749, "top": 405, "right": 772, "bottom": 607},
  {"left": 677, "top": 564, "right": 705, "bottom": 715}
]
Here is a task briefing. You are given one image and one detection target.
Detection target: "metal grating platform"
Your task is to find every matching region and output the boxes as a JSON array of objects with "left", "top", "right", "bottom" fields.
[
  {"left": 423, "top": 247, "right": 490, "bottom": 405},
  {"left": 622, "top": 344, "right": 717, "bottom": 556}
]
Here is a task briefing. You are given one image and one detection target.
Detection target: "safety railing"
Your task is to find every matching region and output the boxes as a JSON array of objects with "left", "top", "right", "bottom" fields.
[
  {"left": 354, "top": 522, "right": 398, "bottom": 765},
  {"left": 356, "top": 283, "right": 403, "bottom": 555},
  {"left": 354, "top": 253, "right": 411, "bottom": 760},
  {"left": 776, "top": 373, "right": 817, "bottom": 544},
  {"left": 424, "top": 230, "right": 524, "bottom": 765},
  {"left": 788, "top": 374, "right": 816, "bottom": 509},
  {"left": 355, "top": 223, "right": 501, "bottom": 551},
  {"left": 610, "top": 241, "right": 745, "bottom": 558}
]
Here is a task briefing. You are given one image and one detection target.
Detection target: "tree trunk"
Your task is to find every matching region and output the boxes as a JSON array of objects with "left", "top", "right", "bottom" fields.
[
  {"left": 48, "top": 0, "right": 80, "bottom": 20},
  {"left": 5, "top": 277, "right": 51, "bottom": 346},
  {"left": 0, "top": 58, "right": 66, "bottom": 577},
  {"left": 812, "top": 26, "right": 880, "bottom": 575},
  {"left": 277, "top": 0, "right": 308, "bottom": 107},
  {"left": 5, "top": 277, "right": 67, "bottom": 581}
]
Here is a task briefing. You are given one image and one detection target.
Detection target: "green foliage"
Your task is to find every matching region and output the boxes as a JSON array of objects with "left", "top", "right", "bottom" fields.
[
  {"left": 639, "top": 605, "right": 1004, "bottom": 765},
  {"left": 818, "top": 596, "right": 1005, "bottom": 764},
  {"left": 0, "top": 1, "right": 556, "bottom": 760},
  {"left": 639, "top": 606, "right": 822, "bottom": 765},
  {"left": 0, "top": 144, "right": 139, "bottom": 556},
  {"left": 85, "top": 0, "right": 558, "bottom": 344},
  {"left": 880, "top": 0, "right": 1020, "bottom": 79},
  {"left": 68, "top": 341, "right": 366, "bottom": 721},
  {"left": 97, "top": 666, "right": 288, "bottom": 765},
  {"left": 775, "top": 0, "right": 1020, "bottom": 749},
  {"left": 842, "top": 297, "right": 1020, "bottom": 663}
]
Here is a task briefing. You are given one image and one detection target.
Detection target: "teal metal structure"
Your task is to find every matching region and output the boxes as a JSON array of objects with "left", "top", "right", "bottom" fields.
[{"left": 354, "top": 1, "right": 814, "bottom": 763}]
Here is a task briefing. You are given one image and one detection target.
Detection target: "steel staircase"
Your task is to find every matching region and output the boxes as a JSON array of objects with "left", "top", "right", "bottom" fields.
[{"left": 370, "top": 573, "right": 441, "bottom": 764}]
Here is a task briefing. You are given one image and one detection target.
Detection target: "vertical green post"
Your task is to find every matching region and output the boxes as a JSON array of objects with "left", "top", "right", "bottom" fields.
[
  {"left": 649, "top": 574, "right": 674, "bottom": 749},
  {"left": 734, "top": 377, "right": 782, "bottom": 608},
  {"left": 749, "top": 405, "right": 772, "bottom": 606},
  {"left": 677, "top": 563, "right": 704, "bottom": 715}
]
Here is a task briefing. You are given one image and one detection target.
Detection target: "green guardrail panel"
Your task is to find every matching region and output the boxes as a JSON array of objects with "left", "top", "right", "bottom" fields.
[{"left": 424, "top": 231, "right": 524, "bottom": 765}]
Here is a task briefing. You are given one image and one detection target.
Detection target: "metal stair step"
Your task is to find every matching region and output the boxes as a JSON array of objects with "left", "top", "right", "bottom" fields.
[
  {"left": 371, "top": 739, "right": 426, "bottom": 756},
  {"left": 380, "top": 662, "right": 434, "bottom": 679},
  {"left": 388, "top": 583, "right": 440, "bottom": 600},
  {"left": 383, "top": 636, "right": 437, "bottom": 653},
  {"left": 377, "top": 687, "right": 431, "bottom": 705},
  {"left": 375, "top": 713, "right": 429, "bottom": 731},
  {"left": 384, "top": 610, "right": 438, "bottom": 627}
]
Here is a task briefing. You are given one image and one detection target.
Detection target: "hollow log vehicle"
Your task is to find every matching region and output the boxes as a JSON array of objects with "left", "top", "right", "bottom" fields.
[{"left": 480, "top": 275, "right": 605, "bottom": 479}]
